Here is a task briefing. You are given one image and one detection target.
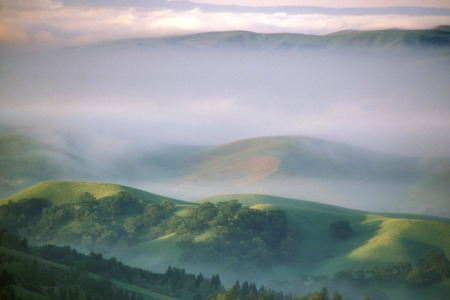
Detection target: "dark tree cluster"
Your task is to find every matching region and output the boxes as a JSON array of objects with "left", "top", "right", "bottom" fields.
[
  {"left": 0, "top": 230, "right": 144, "bottom": 300},
  {"left": 216, "top": 281, "right": 345, "bottom": 300},
  {"left": 173, "top": 200, "right": 299, "bottom": 272},
  {"left": 329, "top": 220, "right": 352, "bottom": 239},
  {"left": 1, "top": 229, "right": 224, "bottom": 300},
  {"left": 0, "top": 192, "right": 180, "bottom": 249},
  {"left": 333, "top": 249, "right": 450, "bottom": 287},
  {"left": 0, "top": 198, "right": 51, "bottom": 231}
]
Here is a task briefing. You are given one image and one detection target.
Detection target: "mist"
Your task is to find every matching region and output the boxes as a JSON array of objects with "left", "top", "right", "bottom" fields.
[
  {"left": 1, "top": 37, "right": 450, "bottom": 217},
  {"left": 1, "top": 42, "right": 449, "bottom": 158}
]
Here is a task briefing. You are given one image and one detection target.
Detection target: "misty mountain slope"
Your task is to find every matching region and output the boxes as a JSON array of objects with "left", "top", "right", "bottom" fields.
[
  {"left": 2, "top": 181, "right": 449, "bottom": 299},
  {"left": 178, "top": 135, "right": 422, "bottom": 181},
  {"left": 0, "top": 135, "right": 98, "bottom": 198},
  {"left": 325, "top": 26, "right": 450, "bottom": 49},
  {"left": 90, "top": 27, "right": 450, "bottom": 52},
  {"left": 104, "top": 143, "right": 208, "bottom": 183},
  {"left": 0, "top": 133, "right": 206, "bottom": 198},
  {"left": 170, "top": 136, "right": 450, "bottom": 217}
]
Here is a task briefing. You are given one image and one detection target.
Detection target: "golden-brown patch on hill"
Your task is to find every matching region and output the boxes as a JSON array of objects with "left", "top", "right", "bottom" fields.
[{"left": 179, "top": 155, "right": 280, "bottom": 185}]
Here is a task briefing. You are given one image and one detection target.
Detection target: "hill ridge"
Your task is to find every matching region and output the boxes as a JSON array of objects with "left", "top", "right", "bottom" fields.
[
  {"left": 0, "top": 180, "right": 190, "bottom": 206},
  {"left": 83, "top": 27, "right": 450, "bottom": 52}
]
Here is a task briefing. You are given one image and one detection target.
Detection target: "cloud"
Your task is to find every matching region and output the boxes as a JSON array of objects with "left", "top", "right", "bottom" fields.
[
  {"left": 0, "top": 0, "right": 449, "bottom": 48},
  {"left": 169, "top": 0, "right": 450, "bottom": 9}
]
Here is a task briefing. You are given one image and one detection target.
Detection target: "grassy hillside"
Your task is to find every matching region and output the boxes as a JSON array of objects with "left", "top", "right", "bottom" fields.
[
  {"left": 173, "top": 136, "right": 450, "bottom": 218},
  {"left": 1, "top": 181, "right": 450, "bottom": 299},
  {"left": 178, "top": 136, "right": 422, "bottom": 183},
  {"left": 196, "top": 194, "right": 450, "bottom": 274},
  {"left": 195, "top": 193, "right": 364, "bottom": 215},
  {"left": 0, "top": 180, "right": 187, "bottom": 206}
]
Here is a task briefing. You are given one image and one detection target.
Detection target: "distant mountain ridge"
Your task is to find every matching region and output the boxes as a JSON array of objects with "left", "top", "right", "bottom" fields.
[{"left": 88, "top": 26, "right": 450, "bottom": 52}]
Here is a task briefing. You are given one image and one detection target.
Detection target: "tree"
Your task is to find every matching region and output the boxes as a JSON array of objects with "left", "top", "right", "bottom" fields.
[
  {"left": 225, "top": 284, "right": 240, "bottom": 300},
  {"left": 419, "top": 249, "right": 450, "bottom": 277},
  {"left": 160, "top": 200, "right": 175, "bottom": 214},
  {"left": 79, "top": 192, "right": 96, "bottom": 209},
  {"left": 117, "top": 191, "right": 131, "bottom": 204},
  {"left": 406, "top": 249, "right": 450, "bottom": 286},
  {"left": 211, "top": 274, "right": 221, "bottom": 288},
  {"left": 102, "top": 198, "right": 122, "bottom": 216},
  {"left": 329, "top": 220, "right": 352, "bottom": 239},
  {"left": 331, "top": 291, "right": 342, "bottom": 300},
  {"left": 217, "top": 200, "right": 242, "bottom": 220}
]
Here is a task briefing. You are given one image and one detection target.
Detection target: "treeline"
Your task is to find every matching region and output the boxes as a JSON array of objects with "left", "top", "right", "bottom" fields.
[
  {"left": 33, "top": 245, "right": 224, "bottom": 299},
  {"left": 0, "top": 229, "right": 145, "bottom": 300},
  {"left": 0, "top": 194, "right": 359, "bottom": 279},
  {"left": 0, "top": 229, "right": 357, "bottom": 300},
  {"left": 271, "top": 249, "right": 450, "bottom": 299},
  {"left": 0, "top": 192, "right": 176, "bottom": 248},
  {"left": 333, "top": 249, "right": 450, "bottom": 287},
  {"left": 0, "top": 228, "right": 222, "bottom": 299},
  {"left": 217, "top": 282, "right": 345, "bottom": 300},
  {"left": 0, "top": 195, "right": 300, "bottom": 273}
]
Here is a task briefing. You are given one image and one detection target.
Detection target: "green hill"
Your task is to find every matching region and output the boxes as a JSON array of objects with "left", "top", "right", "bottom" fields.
[
  {"left": 0, "top": 180, "right": 187, "bottom": 207},
  {"left": 195, "top": 193, "right": 364, "bottom": 215},
  {"left": 174, "top": 136, "right": 450, "bottom": 218},
  {"left": 177, "top": 136, "right": 421, "bottom": 183},
  {"left": 195, "top": 193, "right": 450, "bottom": 273},
  {"left": 1, "top": 181, "right": 449, "bottom": 300}
]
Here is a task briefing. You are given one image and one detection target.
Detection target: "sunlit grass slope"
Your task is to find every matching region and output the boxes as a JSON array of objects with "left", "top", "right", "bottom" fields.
[
  {"left": 0, "top": 180, "right": 189, "bottom": 206},
  {"left": 195, "top": 193, "right": 450, "bottom": 277},
  {"left": 195, "top": 193, "right": 364, "bottom": 214}
]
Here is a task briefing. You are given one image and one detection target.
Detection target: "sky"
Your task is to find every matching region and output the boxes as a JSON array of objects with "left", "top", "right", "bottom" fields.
[
  {"left": 0, "top": 0, "right": 449, "bottom": 160},
  {"left": 0, "top": 0, "right": 449, "bottom": 48}
]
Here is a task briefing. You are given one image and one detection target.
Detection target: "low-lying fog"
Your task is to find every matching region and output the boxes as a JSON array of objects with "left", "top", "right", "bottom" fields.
[{"left": 1, "top": 39, "right": 449, "bottom": 214}]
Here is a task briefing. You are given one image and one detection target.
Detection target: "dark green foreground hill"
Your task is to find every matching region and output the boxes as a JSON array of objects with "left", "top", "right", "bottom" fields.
[{"left": 1, "top": 181, "right": 450, "bottom": 299}]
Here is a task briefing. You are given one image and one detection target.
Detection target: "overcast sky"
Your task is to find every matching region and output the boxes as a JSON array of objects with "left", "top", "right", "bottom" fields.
[
  {"left": 1, "top": 0, "right": 449, "bottom": 160},
  {"left": 0, "top": 0, "right": 449, "bottom": 48}
]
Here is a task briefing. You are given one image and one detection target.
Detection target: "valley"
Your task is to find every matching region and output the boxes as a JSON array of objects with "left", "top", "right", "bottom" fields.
[{"left": 1, "top": 24, "right": 450, "bottom": 300}]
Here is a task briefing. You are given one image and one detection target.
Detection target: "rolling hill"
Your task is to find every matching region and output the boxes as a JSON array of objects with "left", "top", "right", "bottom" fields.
[
  {"left": 0, "top": 180, "right": 187, "bottom": 207},
  {"left": 2, "top": 134, "right": 449, "bottom": 218},
  {"left": 177, "top": 136, "right": 421, "bottom": 183},
  {"left": 1, "top": 181, "right": 449, "bottom": 299},
  {"left": 172, "top": 136, "right": 450, "bottom": 218}
]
